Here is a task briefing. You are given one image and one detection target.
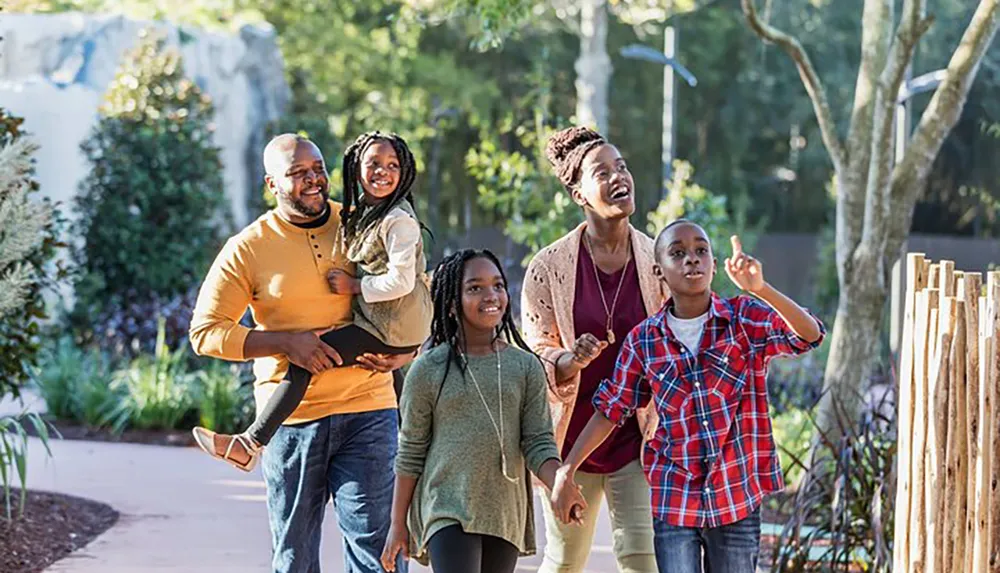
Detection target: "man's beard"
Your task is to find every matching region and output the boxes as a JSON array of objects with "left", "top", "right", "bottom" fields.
[{"left": 283, "top": 188, "right": 329, "bottom": 217}]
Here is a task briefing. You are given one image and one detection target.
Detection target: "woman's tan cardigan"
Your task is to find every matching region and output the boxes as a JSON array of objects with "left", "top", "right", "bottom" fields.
[{"left": 520, "top": 223, "right": 667, "bottom": 463}]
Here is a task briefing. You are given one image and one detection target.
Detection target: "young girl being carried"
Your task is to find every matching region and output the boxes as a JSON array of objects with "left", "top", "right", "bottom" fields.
[
  {"left": 193, "top": 131, "right": 433, "bottom": 471},
  {"left": 380, "top": 249, "right": 586, "bottom": 573}
]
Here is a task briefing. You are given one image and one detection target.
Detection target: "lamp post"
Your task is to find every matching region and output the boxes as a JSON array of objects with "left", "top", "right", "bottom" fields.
[
  {"left": 620, "top": 34, "right": 697, "bottom": 201},
  {"left": 889, "top": 69, "right": 947, "bottom": 354}
]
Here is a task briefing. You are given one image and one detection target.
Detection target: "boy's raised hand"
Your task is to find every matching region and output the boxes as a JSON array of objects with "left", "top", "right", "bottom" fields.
[{"left": 724, "top": 235, "right": 765, "bottom": 293}]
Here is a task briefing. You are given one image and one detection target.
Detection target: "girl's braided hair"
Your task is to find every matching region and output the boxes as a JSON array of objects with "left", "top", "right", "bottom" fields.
[{"left": 340, "top": 131, "right": 418, "bottom": 244}]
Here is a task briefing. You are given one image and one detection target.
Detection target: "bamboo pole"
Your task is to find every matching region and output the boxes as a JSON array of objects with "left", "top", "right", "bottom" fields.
[
  {"left": 946, "top": 299, "right": 969, "bottom": 573},
  {"left": 988, "top": 273, "right": 1000, "bottom": 572},
  {"left": 912, "top": 288, "right": 939, "bottom": 572},
  {"left": 965, "top": 272, "right": 984, "bottom": 573},
  {"left": 927, "top": 293, "right": 955, "bottom": 573},
  {"left": 895, "top": 253, "right": 928, "bottom": 572}
]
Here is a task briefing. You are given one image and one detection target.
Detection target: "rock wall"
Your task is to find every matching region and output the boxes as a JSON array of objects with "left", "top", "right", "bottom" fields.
[{"left": 0, "top": 12, "right": 289, "bottom": 230}]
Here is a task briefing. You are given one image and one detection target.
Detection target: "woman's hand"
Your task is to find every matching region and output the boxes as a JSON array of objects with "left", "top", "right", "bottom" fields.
[
  {"left": 724, "top": 235, "right": 765, "bottom": 294},
  {"left": 357, "top": 352, "right": 416, "bottom": 373},
  {"left": 570, "top": 333, "right": 608, "bottom": 368},
  {"left": 380, "top": 521, "right": 409, "bottom": 572}
]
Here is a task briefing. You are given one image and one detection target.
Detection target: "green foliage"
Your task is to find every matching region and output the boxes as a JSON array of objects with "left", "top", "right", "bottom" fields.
[
  {"left": 194, "top": 362, "right": 254, "bottom": 435},
  {"left": 647, "top": 160, "right": 761, "bottom": 298},
  {"left": 770, "top": 406, "right": 812, "bottom": 486},
  {"left": 31, "top": 337, "right": 121, "bottom": 429},
  {"left": 0, "top": 108, "right": 65, "bottom": 401},
  {"left": 112, "top": 320, "right": 198, "bottom": 432},
  {"left": 73, "top": 30, "right": 226, "bottom": 328},
  {"left": 0, "top": 412, "right": 55, "bottom": 521},
  {"left": 468, "top": 124, "right": 582, "bottom": 265}
]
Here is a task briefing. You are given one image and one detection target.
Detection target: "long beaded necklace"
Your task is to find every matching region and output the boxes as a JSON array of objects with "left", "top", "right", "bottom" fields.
[{"left": 462, "top": 346, "right": 520, "bottom": 484}]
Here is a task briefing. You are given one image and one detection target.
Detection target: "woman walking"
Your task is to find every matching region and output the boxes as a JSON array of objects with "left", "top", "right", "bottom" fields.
[{"left": 521, "top": 126, "right": 665, "bottom": 572}]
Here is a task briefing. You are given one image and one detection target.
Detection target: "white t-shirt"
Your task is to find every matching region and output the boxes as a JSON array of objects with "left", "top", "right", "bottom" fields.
[{"left": 666, "top": 309, "right": 710, "bottom": 355}]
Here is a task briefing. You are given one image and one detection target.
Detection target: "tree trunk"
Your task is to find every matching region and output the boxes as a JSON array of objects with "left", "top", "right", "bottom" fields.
[
  {"left": 814, "top": 275, "right": 889, "bottom": 440},
  {"left": 575, "top": 0, "right": 610, "bottom": 135}
]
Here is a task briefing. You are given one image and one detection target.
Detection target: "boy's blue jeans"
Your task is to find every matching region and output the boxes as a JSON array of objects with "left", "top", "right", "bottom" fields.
[
  {"left": 261, "top": 408, "right": 407, "bottom": 573},
  {"left": 653, "top": 509, "right": 761, "bottom": 573}
]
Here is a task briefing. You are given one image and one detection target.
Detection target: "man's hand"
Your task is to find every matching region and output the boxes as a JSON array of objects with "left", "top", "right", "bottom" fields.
[
  {"left": 357, "top": 351, "right": 416, "bottom": 373},
  {"left": 327, "top": 269, "right": 362, "bottom": 295},
  {"left": 283, "top": 331, "right": 344, "bottom": 374}
]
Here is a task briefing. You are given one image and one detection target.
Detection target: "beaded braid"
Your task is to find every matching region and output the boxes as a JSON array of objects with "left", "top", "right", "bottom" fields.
[
  {"left": 429, "top": 249, "right": 537, "bottom": 397},
  {"left": 340, "top": 131, "right": 419, "bottom": 245}
]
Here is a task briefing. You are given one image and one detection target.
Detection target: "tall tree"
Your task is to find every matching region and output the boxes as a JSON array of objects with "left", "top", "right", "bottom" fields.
[{"left": 739, "top": 0, "right": 998, "bottom": 437}]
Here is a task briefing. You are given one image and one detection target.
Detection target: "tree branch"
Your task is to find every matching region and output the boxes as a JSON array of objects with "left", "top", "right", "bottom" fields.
[
  {"left": 886, "top": 0, "right": 1000, "bottom": 259},
  {"left": 740, "top": 0, "right": 847, "bottom": 173},
  {"left": 858, "top": 0, "right": 933, "bottom": 260},
  {"left": 838, "top": 0, "right": 892, "bottom": 280}
]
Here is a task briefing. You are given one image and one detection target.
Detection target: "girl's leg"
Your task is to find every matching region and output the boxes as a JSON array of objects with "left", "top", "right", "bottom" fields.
[
  {"left": 428, "top": 524, "right": 481, "bottom": 573},
  {"left": 702, "top": 509, "right": 761, "bottom": 573},
  {"left": 603, "top": 460, "right": 658, "bottom": 572},
  {"left": 480, "top": 533, "right": 520, "bottom": 573},
  {"left": 538, "top": 470, "right": 605, "bottom": 573},
  {"left": 652, "top": 519, "right": 702, "bottom": 573},
  {"left": 246, "top": 325, "right": 417, "bottom": 446}
]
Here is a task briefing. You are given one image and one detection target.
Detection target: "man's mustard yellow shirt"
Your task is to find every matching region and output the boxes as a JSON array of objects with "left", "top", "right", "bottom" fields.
[{"left": 189, "top": 201, "right": 396, "bottom": 423}]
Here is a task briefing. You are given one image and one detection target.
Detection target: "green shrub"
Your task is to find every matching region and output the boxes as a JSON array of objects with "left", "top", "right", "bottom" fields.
[
  {"left": 194, "top": 362, "right": 254, "bottom": 435},
  {"left": 32, "top": 337, "right": 122, "bottom": 428},
  {"left": 771, "top": 407, "right": 812, "bottom": 486},
  {"left": 72, "top": 29, "right": 226, "bottom": 337},
  {"left": 0, "top": 109, "right": 64, "bottom": 400},
  {"left": 112, "top": 321, "right": 198, "bottom": 433}
]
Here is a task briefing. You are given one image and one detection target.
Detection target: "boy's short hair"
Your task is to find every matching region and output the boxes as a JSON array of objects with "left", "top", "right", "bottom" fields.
[{"left": 653, "top": 218, "right": 708, "bottom": 257}]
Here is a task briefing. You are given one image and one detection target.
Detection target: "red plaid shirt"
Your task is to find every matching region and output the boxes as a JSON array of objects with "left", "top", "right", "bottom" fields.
[{"left": 593, "top": 293, "right": 825, "bottom": 528}]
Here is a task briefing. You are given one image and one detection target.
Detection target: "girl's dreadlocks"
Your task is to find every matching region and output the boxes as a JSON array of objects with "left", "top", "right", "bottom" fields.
[
  {"left": 429, "top": 249, "right": 535, "bottom": 393},
  {"left": 340, "top": 131, "right": 418, "bottom": 244}
]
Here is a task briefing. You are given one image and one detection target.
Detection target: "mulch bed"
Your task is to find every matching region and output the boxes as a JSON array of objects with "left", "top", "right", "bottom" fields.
[
  {"left": 0, "top": 489, "right": 118, "bottom": 573},
  {"left": 30, "top": 420, "right": 195, "bottom": 447}
]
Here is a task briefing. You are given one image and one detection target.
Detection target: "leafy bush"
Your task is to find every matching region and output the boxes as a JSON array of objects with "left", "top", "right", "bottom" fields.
[
  {"left": 469, "top": 122, "right": 582, "bottom": 266},
  {"left": 647, "top": 160, "right": 762, "bottom": 298},
  {"left": 72, "top": 29, "right": 226, "bottom": 337},
  {"left": 0, "top": 108, "right": 64, "bottom": 400},
  {"left": 32, "top": 337, "right": 122, "bottom": 429},
  {"left": 194, "top": 362, "right": 255, "bottom": 435},
  {"left": 86, "top": 286, "right": 199, "bottom": 358},
  {"left": 771, "top": 407, "right": 813, "bottom": 486},
  {"left": 0, "top": 412, "right": 55, "bottom": 521},
  {"left": 111, "top": 320, "right": 198, "bottom": 433}
]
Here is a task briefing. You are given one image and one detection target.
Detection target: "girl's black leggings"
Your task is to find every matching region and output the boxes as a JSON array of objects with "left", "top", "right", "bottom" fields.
[
  {"left": 428, "top": 525, "right": 520, "bottom": 573},
  {"left": 246, "top": 324, "right": 415, "bottom": 445}
]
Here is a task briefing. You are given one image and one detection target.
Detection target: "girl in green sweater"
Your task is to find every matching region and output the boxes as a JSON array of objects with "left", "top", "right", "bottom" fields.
[{"left": 380, "top": 249, "right": 586, "bottom": 573}]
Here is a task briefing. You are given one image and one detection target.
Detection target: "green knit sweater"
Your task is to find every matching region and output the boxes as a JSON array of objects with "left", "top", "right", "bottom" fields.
[{"left": 395, "top": 343, "right": 560, "bottom": 563}]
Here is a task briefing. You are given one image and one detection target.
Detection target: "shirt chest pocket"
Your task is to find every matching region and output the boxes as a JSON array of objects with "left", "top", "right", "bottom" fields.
[
  {"left": 702, "top": 339, "right": 751, "bottom": 402},
  {"left": 650, "top": 359, "right": 689, "bottom": 417}
]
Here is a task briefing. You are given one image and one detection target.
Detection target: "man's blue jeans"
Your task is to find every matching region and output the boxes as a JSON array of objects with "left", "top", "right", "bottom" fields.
[
  {"left": 653, "top": 509, "right": 761, "bottom": 573},
  {"left": 261, "top": 408, "right": 407, "bottom": 573}
]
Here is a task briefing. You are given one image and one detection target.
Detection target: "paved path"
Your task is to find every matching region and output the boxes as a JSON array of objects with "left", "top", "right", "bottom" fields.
[{"left": 19, "top": 435, "right": 621, "bottom": 572}]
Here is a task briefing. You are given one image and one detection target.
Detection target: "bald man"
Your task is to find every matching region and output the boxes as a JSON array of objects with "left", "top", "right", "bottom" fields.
[{"left": 190, "top": 134, "right": 411, "bottom": 573}]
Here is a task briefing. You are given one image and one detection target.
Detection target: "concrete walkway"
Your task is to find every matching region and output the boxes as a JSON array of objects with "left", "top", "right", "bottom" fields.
[{"left": 19, "top": 432, "right": 622, "bottom": 572}]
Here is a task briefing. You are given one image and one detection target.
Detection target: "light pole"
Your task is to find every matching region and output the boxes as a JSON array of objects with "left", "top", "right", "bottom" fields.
[
  {"left": 620, "top": 33, "right": 697, "bottom": 201},
  {"left": 889, "top": 69, "right": 947, "bottom": 354}
]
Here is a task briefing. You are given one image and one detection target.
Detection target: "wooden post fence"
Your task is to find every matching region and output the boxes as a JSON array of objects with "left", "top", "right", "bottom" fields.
[{"left": 893, "top": 254, "right": 1000, "bottom": 572}]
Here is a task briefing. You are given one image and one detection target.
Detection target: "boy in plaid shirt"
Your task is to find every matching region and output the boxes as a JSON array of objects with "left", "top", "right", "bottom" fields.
[{"left": 551, "top": 220, "right": 825, "bottom": 573}]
